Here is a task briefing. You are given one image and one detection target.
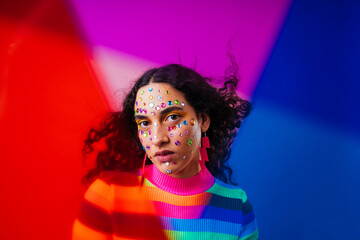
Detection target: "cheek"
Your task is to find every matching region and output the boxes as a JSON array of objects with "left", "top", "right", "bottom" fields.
[
  {"left": 138, "top": 130, "right": 153, "bottom": 151},
  {"left": 170, "top": 119, "right": 200, "bottom": 149}
]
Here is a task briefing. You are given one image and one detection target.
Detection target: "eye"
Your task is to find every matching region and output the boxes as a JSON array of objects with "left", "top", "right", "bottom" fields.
[
  {"left": 138, "top": 121, "right": 150, "bottom": 128},
  {"left": 166, "top": 114, "right": 180, "bottom": 122}
]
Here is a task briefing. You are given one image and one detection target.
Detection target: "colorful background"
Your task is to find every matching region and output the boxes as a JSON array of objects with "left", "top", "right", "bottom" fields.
[{"left": 0, "top": 0, "right": 359, "bottom": 239}]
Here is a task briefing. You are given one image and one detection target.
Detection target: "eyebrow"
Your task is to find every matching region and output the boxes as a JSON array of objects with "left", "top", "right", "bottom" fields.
[{"left": 134, "top": 106, "right": 184, "bottom": 120}]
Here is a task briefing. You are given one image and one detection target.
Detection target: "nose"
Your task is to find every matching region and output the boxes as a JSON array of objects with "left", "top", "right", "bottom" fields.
[{"left": 152, "top": 124, "right": 170, "bottom": 146}]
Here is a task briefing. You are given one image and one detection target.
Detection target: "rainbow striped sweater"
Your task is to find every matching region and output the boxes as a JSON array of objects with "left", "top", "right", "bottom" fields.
[{"left": 73, "top": 164, "right": 258, "bottom": 240}]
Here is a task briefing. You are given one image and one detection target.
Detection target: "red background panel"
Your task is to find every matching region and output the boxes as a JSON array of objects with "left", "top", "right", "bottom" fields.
[{"left": 0, "top": 1, "right": 108, "bottom": 239}]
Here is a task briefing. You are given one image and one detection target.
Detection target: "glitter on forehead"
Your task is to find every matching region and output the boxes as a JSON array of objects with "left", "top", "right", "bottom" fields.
[
  {"left": 149, "top": 102, "right": 155, "bottom": 108},
  {"left": 161, "top": 103, "right": 166, "bottom": 108},
  {"left": 149, "top": 88, "right": 153, "bottom": 92},
  {"left": 168, "top": 101, "right": 173, "bottom": 106},
  {"left": 157, "top": 95, "right": 163, "bottom": 101},
  {"left": 155, "top": 106, "right": 161, "bottom": 111},
  {"left": 151, "top": 111, "right": 155, "bottom": 115},
  {"left": 158, "top": 89, "right": 161, "bottom": 93},
  {"left": 143, "top": 102, "right": 146, "bottom": 106},
  {"left": 135, "top": 101, "right": 138, "bottom": 106},
  {"left": 146, "top": 145, "right": 150, "bottom": 150},
  {"left": 139, "top": 97, "right": 142, "bottom": 102},
  {"left": 174, "top": 100, "right": 179, "bottom": 105},
  {"left": 149, "top": 95, "right": 153, "bottom": 100},
  {"left": 141, "top": 90, "right": 145, "bottom": 95},
  {"left": 166, "top": 90, "right": 169, "bottom": 94},
  {"left": 181, "top": 102, "right": 185, "bottom": 107}
]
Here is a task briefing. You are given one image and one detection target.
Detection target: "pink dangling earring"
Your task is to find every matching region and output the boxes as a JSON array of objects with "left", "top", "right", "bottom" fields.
[{"left": 199, "top": 132, "right": 210, "bottom": 162}]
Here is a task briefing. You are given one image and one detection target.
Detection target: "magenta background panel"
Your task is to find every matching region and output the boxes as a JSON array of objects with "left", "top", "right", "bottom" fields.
[{"left": 69, "top": 0, "right": 291, "bottom": 106}]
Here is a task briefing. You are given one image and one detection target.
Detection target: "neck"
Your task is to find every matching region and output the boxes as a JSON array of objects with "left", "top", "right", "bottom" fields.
[{"left": 143, "top": 161, "right": 215, "bottom": 195}]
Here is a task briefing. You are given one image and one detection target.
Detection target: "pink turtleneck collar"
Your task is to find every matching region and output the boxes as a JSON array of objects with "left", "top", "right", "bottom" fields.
[{"left": 143, "top": 161, "right": 215, "bottom": 196}]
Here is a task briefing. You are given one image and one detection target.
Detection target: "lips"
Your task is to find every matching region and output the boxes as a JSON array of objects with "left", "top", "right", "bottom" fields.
[{"left": 155, "top": 150, "right": 174, "bottom": 162}]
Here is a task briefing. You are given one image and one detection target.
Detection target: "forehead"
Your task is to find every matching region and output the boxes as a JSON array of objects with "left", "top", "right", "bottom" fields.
[
  {"left": 135, "top": 83, "right": 186, "bottom": 105},
  {"left": 134, "top": 83, "right": 190, "bottom": 115}
]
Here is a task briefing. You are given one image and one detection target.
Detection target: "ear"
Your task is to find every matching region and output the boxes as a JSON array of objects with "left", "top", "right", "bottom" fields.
[{"left": 199, "top": 113, "right": 210, "bottom": 132}]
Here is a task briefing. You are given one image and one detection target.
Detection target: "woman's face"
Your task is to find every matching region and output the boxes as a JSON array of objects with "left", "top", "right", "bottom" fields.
[{"left": 134, "top": 82, "right": 209, "bottom": 178}]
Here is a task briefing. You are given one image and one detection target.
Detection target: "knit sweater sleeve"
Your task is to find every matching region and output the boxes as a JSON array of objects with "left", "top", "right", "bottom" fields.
[
  {"left": 238, "top": 190, "right": 259, "bottom": 240},
  {"left": 72, "top": 173, "right": 114, "bottom": 240}
]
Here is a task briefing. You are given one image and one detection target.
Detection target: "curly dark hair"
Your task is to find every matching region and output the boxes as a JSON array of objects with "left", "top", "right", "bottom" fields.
[{"left": 83, "top": 63, "right": 251, "bottom": 185}]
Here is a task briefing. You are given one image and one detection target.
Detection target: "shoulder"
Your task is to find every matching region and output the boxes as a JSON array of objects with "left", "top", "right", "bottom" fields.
[
  {"left": 207, "top": 178, "right": 249, "bottom": 203},
  {"left": 94, "top": 170, "right": 140, "bottom": 186},
  {"left": 84, "top": 170, "right": 140, "bottom": 202}
]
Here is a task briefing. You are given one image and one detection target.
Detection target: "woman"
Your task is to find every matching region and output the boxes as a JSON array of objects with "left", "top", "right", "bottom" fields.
[{"left": 72, "top": 64, "right": 258, "bottom": 240}]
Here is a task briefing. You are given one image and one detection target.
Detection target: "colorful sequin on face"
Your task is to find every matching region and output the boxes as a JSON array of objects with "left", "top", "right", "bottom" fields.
[
  {"left": 185, "top": 130, "right": 189, "bottom": 135},
  {"left": 166, "top": 90, "right": 169, "bottom": 94},
  {"left": 170, "top": 133, "right": 174, "bottom": 137},
  {"left": 149, "top": 95, "right": 153, "bottom": 100},
  {"left": 175, "top": 141, "right": 180, "bottom": 146},
  {"left": 157, "top": 95, "right": 163, "bottom": 101},
  {"left": 168, "top": 101, "right": 173, "bottom": 105},
  {"left": 181, "top": 102, "right": 185, "bottom": 107},
  {"left": 183, "top": 120, "right": 188, "bottom": 125},
  {"left": 149, "top": 88, "right": 153, "bottom": 92},
  {"left": 146, "top": 145, "right": 150, "bottom": 150},
  {"left": 187, "top": 138, "right": 193, "bottom": 146},
  {"left": 155, "top": 106, "right": 161, "bottom": 111},
  {"left": 149, "top": 102, "right": 155, "bottom": 108},
  {"left": 141, "top": 90, "right": 145, "bottom": 95},
  {"left": 174, "top": 100, "right": 179, "bottom": 105},
  {"left": 190, "top": 118, "right": 195, "bottom": 125},
  {"left": 161, "top": 103, "right": 166, "bottom": 108},
  {"left": 176, "top": 123, "right": 182, "bottom": 128}
]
